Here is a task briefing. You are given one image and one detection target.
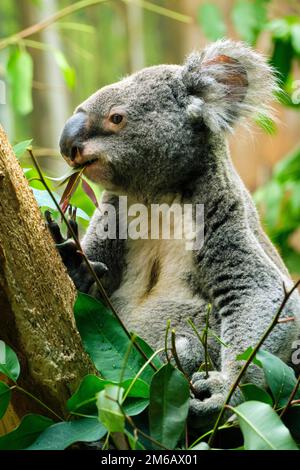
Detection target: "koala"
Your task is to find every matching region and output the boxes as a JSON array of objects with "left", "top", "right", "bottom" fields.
[{"left": 51, "top": 40, "right": 300, "bottom": 429}]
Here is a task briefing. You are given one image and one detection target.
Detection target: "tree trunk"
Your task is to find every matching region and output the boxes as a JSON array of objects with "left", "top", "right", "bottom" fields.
[{"left": 0, "top": 126, "right": 95, "bottom": 433}]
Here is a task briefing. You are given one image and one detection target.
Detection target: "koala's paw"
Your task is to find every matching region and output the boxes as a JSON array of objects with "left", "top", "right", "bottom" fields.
[
  {"left": 188, "top": 371, "right": 230, "bottom": 429},
  {"left": 45, "top": 208, "right": 108, "bottom": 293}
]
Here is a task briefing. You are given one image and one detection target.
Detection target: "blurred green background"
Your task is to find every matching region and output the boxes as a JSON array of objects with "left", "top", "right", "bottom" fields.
[{"left": 0, "top": 0, "right": 300, "bottom": 273}]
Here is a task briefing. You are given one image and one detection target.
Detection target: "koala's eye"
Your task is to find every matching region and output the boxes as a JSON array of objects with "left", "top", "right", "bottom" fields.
[{"left": 110, "top": 114, "right": 123, "bottom": 125}]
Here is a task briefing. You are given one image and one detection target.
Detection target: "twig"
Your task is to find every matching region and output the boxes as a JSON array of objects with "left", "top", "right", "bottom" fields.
[
  {"left": 277, "top": 316, "right": 295, "bottom": 323},
  {"left": 164, "top": 319, "right": 171, "bottom": 363},
  {"left": 187, "top": 317, "right": 215, "bottom": 371},
  {"left": 171, "top": 329, "right": 197, "bottom": 395},
  {"left": 28, "top": 149, "right": 156, "bottom": 370},
  {"left": 280, "top": 374, "right": 300, "bottom": 418},
  {"left": 202, "top": 304, "right": 211, "bottom": 378},
  {"left": 208, "top": 279, "right": 300, "bottom": 447},
  {"left": 0, "top": 0, "right": 191, "bottom": 51}
]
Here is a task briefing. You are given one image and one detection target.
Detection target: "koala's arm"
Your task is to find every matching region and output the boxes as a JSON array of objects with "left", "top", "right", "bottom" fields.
[
  {"left": 81, "top": 193, "right": 125, "bottom": 296},
  {"left": 47, "top": 192, "right": 124, "bottom": 296},
  {"left": 189, "top": 185, "right": 300, "bottom": 427}
]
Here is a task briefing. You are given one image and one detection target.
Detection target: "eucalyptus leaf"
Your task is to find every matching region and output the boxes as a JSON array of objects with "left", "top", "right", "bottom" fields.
[
  {"left": 74, "top": 292, "right": 154, "bottom": 383},
  {"left": 13, "top": 139, "right": 33, "bottom": 158},
  {"left": 7, "top": 47, "right": 33, "bottom": 115},
  {"left": 234, "top": 401, "right": 298, "bottom": 450},
  {"left": 197, "top": 3, "right": 226, "bottom": 41},
  {"left": 26, "top": 417, "right": 106, "bottom": 450},
  {"left": 97, "top": 384, "right": 125, "bottom": 433},
  {"left": 0, "top": 381, "right": 11, "bottom": 419},
  {"left": 0, "top": 414, "right": 53, "bottom": 450},
  {"left": 0, "top": 340, "right": 20, "bottom": 382},
  {"left": 149, "top": 363, "right": 190, "bottom": 449},
  {"left": 240, "top": 383, "right": 273, "bottom": 405},
  {"left": 257, "top": 349, "right": 300, "bottom": 407},
  {"left": 52, "top": 50, "right": 75, "bottom": 89}
]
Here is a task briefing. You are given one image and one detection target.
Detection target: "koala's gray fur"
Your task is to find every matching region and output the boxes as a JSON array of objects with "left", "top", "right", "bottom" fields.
[{"left": 58, "top": 40, "right": 300, "bottom": 429}]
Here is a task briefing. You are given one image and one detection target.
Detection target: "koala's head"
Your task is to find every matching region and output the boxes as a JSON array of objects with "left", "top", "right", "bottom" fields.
[{"left": 59, "top": 40, "right": 276, "bottom": 199}]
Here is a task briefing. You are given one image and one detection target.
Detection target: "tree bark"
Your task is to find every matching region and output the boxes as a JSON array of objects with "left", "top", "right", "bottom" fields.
[{"left": 0, "top": 126, "right": 95, "bottom": 433}]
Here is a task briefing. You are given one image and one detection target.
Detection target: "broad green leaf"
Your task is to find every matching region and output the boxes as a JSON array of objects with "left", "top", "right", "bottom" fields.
[
  {"left": 0, "top": 414, "right": 53, "bottom": 450},
  {"left": 53, "top": 50, "right": 75, "bottom": 89},
  {"left": 67, "top": 375, "right": 107, "bottom": 415},
  {"left": 97, "top": 385, "right": 125, "bottom": 433},
  {"left": 26, "top": 417, "right": 106, "bottom": 450},
  {"left": 7, "top": 47, "right": 33, "bottom": 115},
  {"left": 236, "top": 346, "right": 261, "bottom": 367},
  {"left": 0, "top": 381, "right": 11, "bottom": 419},
  {"left": 134, "top": 336, "right": 163, "bottom": 370},
  {"left": 30, "top": 188, "right": 89, "bottom": 221},
  {"left": 282, "top": 405, "right": 300, "bottom": 440},
  {"left": 232, "top": 0, "right": 268, "bottom": 45},
  {"left": 255, "top": 114, "right": 277, "bottom": 135},
  {"left": 74, "top": 292, "right": 154, "bottom": 383},
  {"left": 67, "top": 374, "right": 149, "bottom": 417},
  {"left": 149, "top": 363, "right": 190, "bottom": 449},
  {"left": 270, "top": 38, "right": 294, "bottom": 85},
  {"left": 234, "top": 401, "right": 298, "bottom": 450},
  {"left": 0, "top": 340, "right": 20, "bottom": 382},
  {"left": 197, "top": 3, "right": 226, "bottom": 41},
  {"left": 13, "top": 139, "right": 33, "bottom": 158},
  {"left": 274, "top": 146, "right": 300, "bottom": 183},
  {"left": 257, "top": 349, "right": 300, "bottom": 407},
  {"left": 240, "top": 383, "right": 273, "bottom": 405},
  {"left": 291, "top": 23, "right": 300, "bottom": 53},
  {"left": 125, "top": 430, "right": 145, "bottom": 450},
  {"left": 123, "top": 397, "right": 149, "bottom": 416}
]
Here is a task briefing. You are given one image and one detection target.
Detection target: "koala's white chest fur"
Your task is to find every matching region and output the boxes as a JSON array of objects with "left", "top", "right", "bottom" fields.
[{"left": 110, "top": 200, "right": 207, "bottom": 342}]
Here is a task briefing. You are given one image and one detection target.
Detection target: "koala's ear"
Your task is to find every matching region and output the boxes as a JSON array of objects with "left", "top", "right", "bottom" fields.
[{"left": 182, "top": 39, "right": 277, "bottom": 132}]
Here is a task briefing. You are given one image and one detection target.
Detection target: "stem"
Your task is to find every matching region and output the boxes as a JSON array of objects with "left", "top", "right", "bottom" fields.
[
  {"left": 171, "top": 329, "right": 197, "bottom": 395},
  {"left": 15, "top": 385, "right": 63, "bottom": 421},
  {"left": 208, "top": 280, "right": 300, "bottom": 447},
  {"left": 164, "top": 319, "right": 171, "bottom": 363},
  {"left": 187, "top": 317, "right": 214, "bottom": 371},
  {"left": 0, "top": 0, "right": 191, "bottom": 51},
  {"left": 280, "top": 374, "right": 300, "bottom": 418},
  {"left": 203, "top": 304, "right": 211, "bottom": 378},
  {"left": 28, "top": 149, "right": 156, "bottom": 370}
]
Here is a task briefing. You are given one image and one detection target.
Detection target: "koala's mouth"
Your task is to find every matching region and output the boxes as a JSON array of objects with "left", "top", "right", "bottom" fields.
[{"left": 72, "top": 157, "right": 98, "bottom": 170}]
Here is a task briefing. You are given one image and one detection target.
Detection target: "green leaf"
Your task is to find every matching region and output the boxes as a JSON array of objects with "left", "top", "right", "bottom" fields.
[
  {"left": 234, "top": 401, "right": 298, "bottom": 450},
  {"left": 30, "top": 188, "right": 89, "bottom": 221},
  {"left": 282, "top": 405, "right": 300, "bottom": 440},
  {"left": 255, "top": 114, "right": 277, "bottom": 135},
  {"left": 53, "top": 50, "right": 75, "bottom": 89},
  {"left": 232, "top": 0, "right": 268, "bottom": 45},
  {"left": 0, "top": 381, "right": 11, "bottom": 419},
  {"left": 0, "top": 414, "right": 53, "bottom": 450},
  {"left": 125, "top": 430, "right": 145, "bottom": 450},
  {"left": 67, "top": 375, "right": 149, "bottom": 418},
  {"left": 270, "top": 38, "right": 294, "bottom": 85},
  {"left": 13, "top": 139, "right": 33, "bottom": 158},
  {"left": 236, "top": 346, "right": 262, "bottom": 367},
  {"left": 291, "top": 24, "right": 300, "bottom": 53},
  {"left": 67, "top": 375, "right": 107, "bottom": 415},
  {"left": 149, "top": 363, "right": 190, "bottom": 449},
  {"left": 74, "top": 292, "right": 154, "bottom": 383},
  {"left": 97, "top": 384, "right": 125, "bottom": 433},
  {"left": 0, "top": 340, "right": 20, "bottom": 382},
  {"left": 257, "top": 349, "right": 300, "bottom": 407},
  {"left": 197, "top": 3, "right": 226, "bottom": 41},
  {"left": 240, "top": 383, "right": 273, "bottom": 405},
  {"left": 134, "top": 336, "right": 163, "bottom": 370},
  {"left": 26, "top": 417, "right": 106, "bottom": 450},
  {"left": 274, "top": 146, "right": 300, "bottom": 183},
  {"left": 7, "top": 47, "right": 33, "bottom": 115}
]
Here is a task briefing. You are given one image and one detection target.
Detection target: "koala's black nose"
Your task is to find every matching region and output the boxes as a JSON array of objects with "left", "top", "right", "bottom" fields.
[{"left": 59, "top": 112, "right": 88, "bottom": 161}]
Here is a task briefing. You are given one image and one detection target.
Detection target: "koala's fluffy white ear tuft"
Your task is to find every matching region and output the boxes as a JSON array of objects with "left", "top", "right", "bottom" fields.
[{"left": 183, "top": 39, "right": 278, "bottom": 133}]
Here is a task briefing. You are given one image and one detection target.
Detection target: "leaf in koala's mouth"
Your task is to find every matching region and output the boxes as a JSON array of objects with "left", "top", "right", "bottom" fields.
[
  {"left": 58, "top": 165, "right": 99, "bottom": 214},
  {"left": 59, "top": 168, "right": 84, "bottom": 214}
]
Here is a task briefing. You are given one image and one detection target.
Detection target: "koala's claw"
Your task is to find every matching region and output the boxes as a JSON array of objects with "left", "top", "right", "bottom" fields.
[
  {"left": 45, "top": 209, "right": 108, "bottom": 293},
  {"left": 188, "top": 371, "right": 230, "bottom": 429}
]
